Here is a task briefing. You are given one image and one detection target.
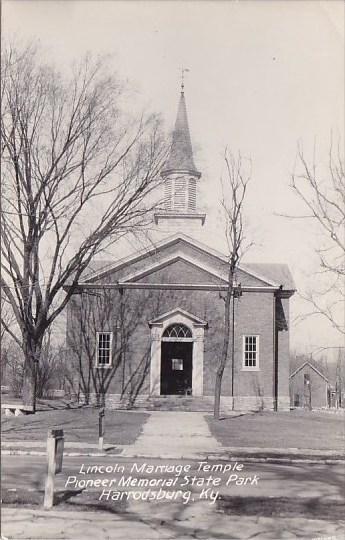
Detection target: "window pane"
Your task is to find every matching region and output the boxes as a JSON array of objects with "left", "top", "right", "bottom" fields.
[
  {"left": 97, "top": 333, "right": 112, "bottom": 366},
  {"left": 172, "top": 358, "right": 183, "bottom": 371},
  {"left": 244, "top": 336, "right": 258, "bottom": 368}
]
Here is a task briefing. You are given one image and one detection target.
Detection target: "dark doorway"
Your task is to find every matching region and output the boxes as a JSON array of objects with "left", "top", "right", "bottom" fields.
[{"left": 161, "top": 341, "right": 193, "bottom": 395}]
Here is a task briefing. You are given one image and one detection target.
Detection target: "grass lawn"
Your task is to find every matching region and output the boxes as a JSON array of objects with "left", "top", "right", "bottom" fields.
[
  {"left": 206, "top": 409, "right": 345, "bottom": 452},
  {"left": 1, "top": 406, "right": 149, "bottom": 445}
]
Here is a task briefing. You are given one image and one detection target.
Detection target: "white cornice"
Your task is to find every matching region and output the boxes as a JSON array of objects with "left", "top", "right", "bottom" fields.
[
  {"left": 154, "top": 212, "right": 206, "bottom": 225},
  {"left": 73, "top": 282, "right": 278, "bottom": 292}
]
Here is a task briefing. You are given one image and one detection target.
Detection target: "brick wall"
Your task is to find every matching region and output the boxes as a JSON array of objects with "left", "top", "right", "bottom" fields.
[{"left": 67, "top": 283, "right": 291, "bottom": 410}]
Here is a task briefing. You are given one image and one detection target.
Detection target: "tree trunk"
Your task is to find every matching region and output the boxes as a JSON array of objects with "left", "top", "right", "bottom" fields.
[
  {"left": 21, "top": 358, "right": 35, "bottom": 410},
  {"left": 214, "top": 270, "right": 233, "bottom": 419},
  {"left": 214, "top": 370, "right": 223, "bottom": 419},
  {"left": 21, "top": 335, "right": 42, "bottom": 412}
]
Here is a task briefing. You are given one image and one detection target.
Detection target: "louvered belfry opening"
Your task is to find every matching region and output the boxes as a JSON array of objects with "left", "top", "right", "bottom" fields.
[
  {"left": 188, "top": 178, "right": 197, "bottom": 210},
  {"left": 164, "top": 176, "right": 197, "bottom": 212}
]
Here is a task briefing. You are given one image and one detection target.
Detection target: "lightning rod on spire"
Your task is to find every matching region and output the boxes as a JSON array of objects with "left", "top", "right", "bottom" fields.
[{"left": 181, "top": 68, "right": 190, "bottom": 94}]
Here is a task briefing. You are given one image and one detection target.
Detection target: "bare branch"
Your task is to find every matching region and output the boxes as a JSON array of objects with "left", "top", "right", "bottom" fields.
[
  {"left": 288, "top": 139, "right": 345, "bottom": 335},
  {"left": 1, "top": 42, "right": 167, "bottom": 408}
]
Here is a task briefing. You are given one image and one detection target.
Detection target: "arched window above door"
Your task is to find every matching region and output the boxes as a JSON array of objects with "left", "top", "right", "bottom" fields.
[{"left": 162, "top": 323, "right": 192, "bottom": 339}]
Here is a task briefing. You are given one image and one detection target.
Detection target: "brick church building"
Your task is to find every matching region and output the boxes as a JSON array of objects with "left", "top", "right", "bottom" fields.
[{"left": 66, "top": 88, "right": 295, "bottom": 412}]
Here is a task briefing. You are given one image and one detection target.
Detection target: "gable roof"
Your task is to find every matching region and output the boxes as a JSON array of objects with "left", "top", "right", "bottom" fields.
[
  {"left": 80, "top": 233, "right": 295, "bottom": 291},
  {"left": 242, "top": 263, "right": 295, "bottom": 291},
  {"left": 81, "top": 233, "right": 222, "bottom": 281},
  {"left": 290, "top": 361, "right": 329, "bottom": 382}
]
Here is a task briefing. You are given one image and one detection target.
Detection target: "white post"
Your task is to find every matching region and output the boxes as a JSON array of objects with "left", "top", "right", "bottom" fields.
[
  {"left": 44, "top": 429, "right": 64, "bottom": 509},
  {"left": 192, "top": 327, "right": 204, "bottom": 396},
  {"left": 98, "top": 407, "right": 105, "bottom": 450},
  {"left": 150, "top": 327, "right": 161, "bottom": 396}
]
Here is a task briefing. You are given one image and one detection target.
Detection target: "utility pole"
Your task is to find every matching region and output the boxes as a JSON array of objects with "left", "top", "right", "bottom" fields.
[{"left": 231, "top": 283, "right": 242, "bottom": 410}]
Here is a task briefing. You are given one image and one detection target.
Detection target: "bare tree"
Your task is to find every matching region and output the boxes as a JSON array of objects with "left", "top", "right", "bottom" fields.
[
  {"left": 1, "top": 43, "right": 166, "bottom": 410},
  {"left": 291, "top": 140, "right": 344, "bottom": 335},
  {"left": 214, "top": 150, "right": 251, "bottom": 419},
  {"left": 67, "top": 287, "right": 165, "bottom": 408}
]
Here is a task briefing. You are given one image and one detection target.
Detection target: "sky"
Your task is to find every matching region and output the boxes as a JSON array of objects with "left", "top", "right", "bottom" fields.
[{"left": 2, "top": 0, "right": 344, "bottom": 356}]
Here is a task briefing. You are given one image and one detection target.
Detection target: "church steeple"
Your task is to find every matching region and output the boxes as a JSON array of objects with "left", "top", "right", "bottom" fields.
[
  {"left": 155, "top": 87, "right": 206, "bottom": 229},
  {"left": 161, "top": 91, "right": 201, "bottom": 177}
]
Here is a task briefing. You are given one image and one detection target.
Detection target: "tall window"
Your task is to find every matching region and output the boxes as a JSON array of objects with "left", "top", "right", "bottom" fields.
[
  {"left": 96, "top": 332, "right": 113, "bottom": 367},
  {"left": 243, "top": 335, "right": 259, "bottom": 369}
]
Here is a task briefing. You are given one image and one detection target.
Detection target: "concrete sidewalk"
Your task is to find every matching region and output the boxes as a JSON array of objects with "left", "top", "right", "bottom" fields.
[
  {"left": 122, "top": 411, "right": 223, "bottom": 458},
  {"left": 2, "top": 443, "right": 344, "bottom": 463},
  {"left": 2, "top": 503, "right": 344, "bottom": 540}
]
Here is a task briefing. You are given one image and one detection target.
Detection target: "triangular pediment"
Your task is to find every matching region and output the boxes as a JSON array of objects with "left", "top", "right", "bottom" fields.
[
  {"left": 149, "top": 308, "right": 207, "bottom": 327},
  {"left": 121, "top": 254, "right": 227, "bottom": 285},
  {"left": 81, "top": 234, "right": 283, "bottom": 289}
]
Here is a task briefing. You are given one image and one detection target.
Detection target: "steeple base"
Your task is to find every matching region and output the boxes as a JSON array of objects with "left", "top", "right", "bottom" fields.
[
  {"left": 153, "top": 212, "right": 206, "bottom": 238},
  {"left": 154, "top": 212, "right": 206, "bottom": 226}
]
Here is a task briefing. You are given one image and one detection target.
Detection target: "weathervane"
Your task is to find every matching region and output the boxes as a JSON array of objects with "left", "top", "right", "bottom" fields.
[{"left": 181, "top": 67, "right": 190, "bottom": 93}]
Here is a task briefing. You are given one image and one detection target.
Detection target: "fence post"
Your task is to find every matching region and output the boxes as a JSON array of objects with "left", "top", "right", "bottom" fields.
[
  {"left": 99, "top": 407, "right": 105, "bottom": 450},
  {"left": 44, "top": 429, "right": 64, "bottom": 509}
]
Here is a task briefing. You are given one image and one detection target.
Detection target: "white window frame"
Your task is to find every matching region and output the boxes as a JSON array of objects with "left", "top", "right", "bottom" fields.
[
  {"left": 96, "top": 331, "right": 113, "bottom": 368},
  {"left": 242, "top": 335, "right": 260, "bottom": 371}
]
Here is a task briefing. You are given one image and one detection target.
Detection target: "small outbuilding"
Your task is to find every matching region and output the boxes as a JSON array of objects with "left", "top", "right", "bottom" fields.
[{"left": 290, "top": 361, "right": 329, "bottom": 409}]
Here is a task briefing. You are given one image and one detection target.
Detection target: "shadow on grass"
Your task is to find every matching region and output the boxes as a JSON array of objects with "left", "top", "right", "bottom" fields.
[
  {"left": 4, "top": 488, "right": 343, "bottom": 540},
  {"left": 104, "top": 446, "right": 117, "bottom": 452},
  {"left": 54, "top": 489, "right": 84, "bottom": 505},
  {"left": 217, "top": 412, "right": 252, "bottom": 421},
  {"left": 2, "top": 408, "right": 149, "bottom": 445},
  {"left": 217, "top": 495, "right": 345, "bottom": 521}
]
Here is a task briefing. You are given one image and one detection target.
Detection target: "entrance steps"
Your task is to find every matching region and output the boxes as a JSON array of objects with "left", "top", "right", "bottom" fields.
[
  {"left": 146, "top": 395, "right": 214, "bottom": 412},
  {"left": 81, "top": 392, "right": 220, "bottom": 412}
]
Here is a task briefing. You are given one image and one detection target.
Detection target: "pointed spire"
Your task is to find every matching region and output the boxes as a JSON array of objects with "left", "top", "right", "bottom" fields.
[{"left": 162, "top": 90, "right": 201, "bottom": 177}]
